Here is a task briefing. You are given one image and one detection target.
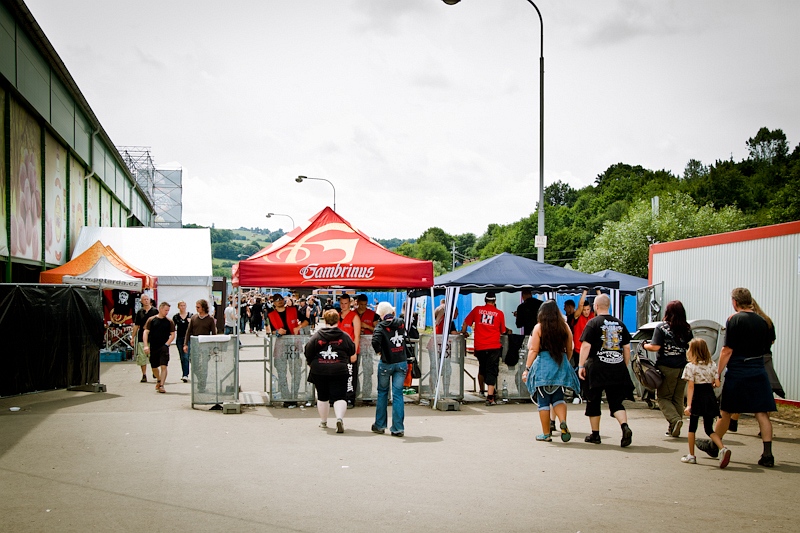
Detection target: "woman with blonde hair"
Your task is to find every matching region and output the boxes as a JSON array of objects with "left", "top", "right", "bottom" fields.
[{"left": 304, "top": 309, "right": 356, "bottom": 433}]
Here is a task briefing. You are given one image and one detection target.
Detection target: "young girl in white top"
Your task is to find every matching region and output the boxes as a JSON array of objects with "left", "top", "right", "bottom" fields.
[{"left": 680, "top": 338, "right": 725, "bottom": 464}]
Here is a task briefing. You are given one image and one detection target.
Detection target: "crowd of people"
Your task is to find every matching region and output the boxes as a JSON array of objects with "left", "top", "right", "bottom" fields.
[
  {"left": 515, "top": 286, "right": 779, "bottom": 469},
  {"left": 131, "top": 295, "right": 217, "bottom": 394},
  {"left": 130, "top": 285, "right": 781, "bottom": 469}
]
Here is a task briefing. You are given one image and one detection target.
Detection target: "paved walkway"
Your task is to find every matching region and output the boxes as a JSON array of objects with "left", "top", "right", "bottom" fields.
[{"left": 1, "top": 346, "right": 798, "bottom": 533}]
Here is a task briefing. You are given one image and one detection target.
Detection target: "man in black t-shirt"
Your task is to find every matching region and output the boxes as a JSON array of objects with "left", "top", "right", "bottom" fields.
[
  {"left": 712, "top": 287, "right": 777, "bottom": 468},
  {"left": 514, "top": 290, "right": 542, "bottom": 336},
  {"left": 143, "top": 302, "right": 176, "bottom": 394},
  {"left": 578, "top": 294, "right": 635, "bottom": 447},
  {"left": 131, "top": 294, "right": 158, "bottom": 383}
]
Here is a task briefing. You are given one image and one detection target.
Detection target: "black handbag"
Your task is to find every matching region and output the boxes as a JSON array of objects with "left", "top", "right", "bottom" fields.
[{"left": 405, "top": 340, "right": 421, "bottom": 379}]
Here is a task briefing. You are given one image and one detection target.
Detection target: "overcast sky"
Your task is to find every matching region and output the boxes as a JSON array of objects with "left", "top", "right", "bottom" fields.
[{"left": 26, "top": 0, "right": 800, "bottom": 240}]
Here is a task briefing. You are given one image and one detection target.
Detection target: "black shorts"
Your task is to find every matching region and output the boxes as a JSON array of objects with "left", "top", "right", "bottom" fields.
[
  {"left": 149, "top": 345, "right": 170, "bottom": 368},
  {"left": 475, "top": 348, "right": 501, "bottom": 386},
  {"left": 585, "top": 384, "right": 628, "bottom": 417},
  {"left": 312, "top": 374, "right": 348, "bottom": 404}
]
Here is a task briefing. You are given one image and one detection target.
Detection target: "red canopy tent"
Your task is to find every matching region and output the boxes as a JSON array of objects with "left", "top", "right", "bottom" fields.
[{"left": 233, "top": 207, "right": 433, "bottom": 289}]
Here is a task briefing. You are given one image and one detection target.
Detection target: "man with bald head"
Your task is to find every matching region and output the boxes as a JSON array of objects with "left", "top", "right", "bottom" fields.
[{"left": 578, "top": 294, "right": 635, "bottom": 447}]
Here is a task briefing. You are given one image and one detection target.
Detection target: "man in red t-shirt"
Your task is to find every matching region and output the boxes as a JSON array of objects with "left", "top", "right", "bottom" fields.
[
  {"left": 571, "top": 290, "right": 597, "bottom": 402},
  {"left": 268, "top": 293, "right": 309, "bottom": 408},
  {"left": 461, "top": 292, "right": 510, "bottom": 406},
  {"left": 572, "top": 290, "right": 595, "bottom": 357}
]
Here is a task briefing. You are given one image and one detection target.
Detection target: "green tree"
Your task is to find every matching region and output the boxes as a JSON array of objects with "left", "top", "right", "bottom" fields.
[
  {"left": 210, "top": 228, "right": 239, "bottom": 244},
  {"left": 746, "top": 127, "right": 788, "bottom": 163},
  {"left": 416, "top": 240, "right": 450, "bottom": 263},
  {"left": 576, "top": 192, "right": 748, "bottom": 277},
  {"left": 419, "top": 227, "right": 453, "bottom": 249},
  {"left": 432, "top": 261, "right": 449, "bottom": 277},
  {"left": 394, "top": 241, "right": 417, "bottom": 258},
  {"left": 544, "top": 180, "right": 578, "bottom": 207},
  {"left": 211, "top": 241, "right": 245, "bottom": 260}
]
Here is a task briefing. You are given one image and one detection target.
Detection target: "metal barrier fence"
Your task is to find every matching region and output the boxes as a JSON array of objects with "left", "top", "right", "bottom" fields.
[
  {"left": 190, "top": 335, "right": 239, "bottom": 408},
  {"left": 461, "top": 334, "right": 531, "bottom": 401},
  {"left": 356, "top": 335, "right": 380, "bottom": 402},
  {"left": 249, "top": 331, "right": 533, "bottom": 406},
  {"left": 418, "top": 334, "right": 465, "bottom": 401},
  {"left": 497, "top": 334, "right": 531, "bottom": 401},
  {"left": 267, "top": 334, "right": 385, "bottom": 405},
  {"left": 269, "top": 334, "right": 314, "bottom": 404}
]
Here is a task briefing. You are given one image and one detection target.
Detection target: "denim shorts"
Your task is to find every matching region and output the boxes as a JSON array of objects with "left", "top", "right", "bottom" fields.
[{"left": 535, "top": 386, "right": 565, "bottom": 410}]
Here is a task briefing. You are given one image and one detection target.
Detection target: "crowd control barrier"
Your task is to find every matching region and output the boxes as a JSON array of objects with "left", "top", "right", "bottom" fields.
[
  {"left": 269, "top": 334, "right": 314, "bottom": 405},
  {"left": 418, "top": 334, "right": 465, "bottom": 401},
  {"left": 496, "top": 334, "right": 531, "bottom": 401},
  {"left": 190, "top": 335, "right": 239, "bottom": 409},
  {"left": 268, "top": 334, "right": 387, "bottom": 405}
]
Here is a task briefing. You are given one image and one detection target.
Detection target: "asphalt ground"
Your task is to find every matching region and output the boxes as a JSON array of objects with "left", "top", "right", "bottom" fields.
[{"left": 1, "top": 337, "right": 798, "bottom": 533}]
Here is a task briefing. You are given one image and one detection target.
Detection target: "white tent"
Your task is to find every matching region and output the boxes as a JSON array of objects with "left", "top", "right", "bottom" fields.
[
  {"left": 72, "top": 227, "right": 213, "bottom": 308},
  {"left": 62, "top": 256, "right": 143, "bottom": 291}
]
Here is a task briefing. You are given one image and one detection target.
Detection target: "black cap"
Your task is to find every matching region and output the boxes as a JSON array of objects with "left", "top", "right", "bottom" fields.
[
  {"left": 485, "top": 292, "right": 497, "bottom": 301},
  {"left": 271, "top": 293, "right": 284, "bottom": 302}
]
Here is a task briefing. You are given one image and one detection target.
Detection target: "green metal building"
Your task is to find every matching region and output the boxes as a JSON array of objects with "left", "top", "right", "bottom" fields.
[{"left": 0, "top": 0, "right": 154, "bottom": 282}]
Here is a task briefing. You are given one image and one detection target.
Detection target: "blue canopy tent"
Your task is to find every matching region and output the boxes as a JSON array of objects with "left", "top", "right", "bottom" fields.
[
  {"left": 407, "top": 252, "right": 622, "bottom": 328},
  {"left": 591, "top": 269, "right": 648, "bottom": 294},
  {"left": 423, "top": 253, "right": 620, "bottom": 294},
  {"left": 591, "top": 269, "right": 648, "bottom": 331},
  {"left": 409, "top": 253, "right": 620, "bottom": 407}
]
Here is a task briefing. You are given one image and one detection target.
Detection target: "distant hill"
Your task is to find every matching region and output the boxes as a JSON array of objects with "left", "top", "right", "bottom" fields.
[{"left": 375, "top": 237, "right": 415, "bottom": 250}]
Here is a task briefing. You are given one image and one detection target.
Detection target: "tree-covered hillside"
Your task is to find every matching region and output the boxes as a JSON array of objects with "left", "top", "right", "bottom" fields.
[{"left": 394, "top": 127, "right": 800, "bottom": 277}]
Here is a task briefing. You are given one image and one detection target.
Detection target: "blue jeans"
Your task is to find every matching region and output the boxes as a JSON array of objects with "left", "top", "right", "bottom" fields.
[
  {"left": 375, "top": 361, "right": 406, "bottom": 434},
  {"left": 180, "top": 342, "right": 190, "bottom": 378}
]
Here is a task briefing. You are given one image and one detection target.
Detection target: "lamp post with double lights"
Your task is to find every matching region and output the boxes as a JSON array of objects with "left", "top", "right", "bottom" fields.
[
  {"left": 295, "top": 176, "right": 336, "bottom": 212},
  {"left": 266, "top": 212, "right": 295, "bottom": 230},
  {"left": 442, "top": 0, "right": 546, "bottom": 262}
]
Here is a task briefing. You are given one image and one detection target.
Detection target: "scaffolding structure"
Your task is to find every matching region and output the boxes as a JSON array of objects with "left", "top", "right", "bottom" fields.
[
  {"left": 118, "top": 146, "right": 183, "bottom": 228},
  {"left": 119, "top": 146, "right": 155, "bottom": 204},
  {"left": 152, "top": 167, "right": 183, "bottom": 228}
]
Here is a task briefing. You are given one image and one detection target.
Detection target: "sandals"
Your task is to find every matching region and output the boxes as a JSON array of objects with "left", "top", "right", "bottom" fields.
[
  {"left": 535, "top": 433, "right": 552, "bottom": 442},
  {"left": 155, "top": 380, "right": 161, "bottom": 391},
  {"left": 158, "top": 385, "right": 166, "bottom": 393},
  {"left": 156, "top": 380, "right": 165, "bottom": 393}
]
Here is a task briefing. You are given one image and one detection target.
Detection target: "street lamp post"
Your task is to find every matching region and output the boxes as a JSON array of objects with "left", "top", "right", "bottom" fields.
[
  {"left": 443, "top": 0, "right": 545, "bottom": 262},
  {"left": 266, "top": 212, "right": 295, "bottom": 229},
  {"left": 295, "top": 176, "right": 336, "bottom": 212}
]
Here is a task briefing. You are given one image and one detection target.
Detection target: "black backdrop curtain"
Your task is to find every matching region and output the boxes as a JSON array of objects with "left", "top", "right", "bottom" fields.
[{"left": 0, "top": 285, "right": 104, "bottom": 397}]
